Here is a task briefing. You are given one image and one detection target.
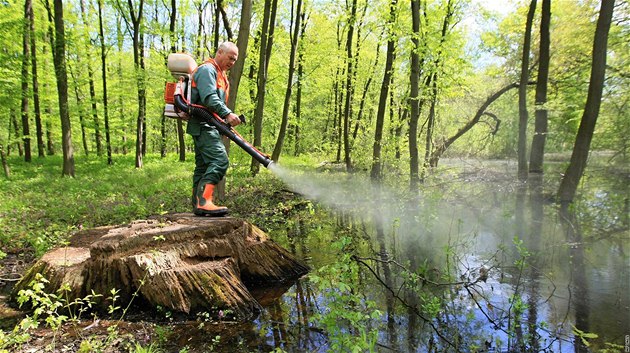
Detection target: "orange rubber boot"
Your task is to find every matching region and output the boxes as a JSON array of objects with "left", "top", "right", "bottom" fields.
[{"left": 194, "top": 183, "right": 228, "bottom": 216}]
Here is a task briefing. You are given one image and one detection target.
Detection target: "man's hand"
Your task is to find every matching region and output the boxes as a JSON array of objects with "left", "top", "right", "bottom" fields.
[{"left": 224, "top": 113, "right": 241, "bottom": 127}]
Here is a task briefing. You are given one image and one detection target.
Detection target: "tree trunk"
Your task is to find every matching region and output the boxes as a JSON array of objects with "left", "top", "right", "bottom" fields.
[
  {"left": 42, "top": 1, "right": 55, "bottom": 156},
  {"left": 13, "top": 216, "right": 309, "bottom": 320},
  {"left": 294, "top": 12, "right": 307, "bottom": 156},
  {"left": 342, "top": 0, "right": 357, "bottom": 172},
  {"left": 421, "top": 0, "right": 454, "bottom": 175},
  {"left": 46, "top": 120, "right": 54, "bottom": 155},
  {"left": 250, "top": 0, "right": 274, "bottom": 176},
  {"left": 118, "top": 0, "right": 146, "bottom": 168},
  {"left": 140, "top": 32, "right": 147, "bottom": 158},
  {"left": 423, "top": 72, "right": 437, "bottom": 171},
  {"left": 21, "top": 0, "right": 32, "bottom": 163},
  {"left": 529, "top": 0, "right": 550, "bottom": 173},
  {"left": 217, "top": 0, "right": 233, "bottom": 41},
  {"left": 212, "top": 0, "right": 220, "bottom": 52},
  {"left": 1, "top": 146, "right": 9, "bottom": 178},
  {"left": 352, "top": 41, "right": 381, "bottom": 145},
  {"left": 271, "top": 0, "right": 303, "bottom": 163},
  {"left": 53, "top": 0, "right": 75, "bottom": 177},
  {"left": 164, "top": 0, "right": 185, "bottom": 162},
  {"left": 117, "top": 18, "right": 128, "bottom": 155},
  {"left": 264, "top": 0, "right": 279, "bottom": 73},
  {"left": 227, "top": 0, "right": 251, "bottom": 113},
  {"left": 557, "top": 0, "right": 615, "bottom": 203},
  {"left": 79, "top": 0, "right": 103, "bottom": 156},
  {"left": 517, "top": 0, "right": 537, "bottom": 180},
  {"left": 11, "top": 110, "right": 23, "bottom": 157},
  {"left": 69, "top": 62, "right": 89, "bottom": 156},
  {"left": 98, "top": 0, "right": 113, "bottom": 165},
  {"left": 160, "top": 113, "right": 167, "bottom": 158},
  {"left": 29, "top": 0, "right": 44, "bottom": 158},
  {"left": 409, "top": 0, "right": 422, "bottom": 190},
  {"left": 370, "top": 0, "right": 397, "bottom": 181}
]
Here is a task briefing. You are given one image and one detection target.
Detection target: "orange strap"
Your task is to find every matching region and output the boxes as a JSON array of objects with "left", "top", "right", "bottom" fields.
[{"left": 191, "top": 58, "right": 230, "bottom": 104}]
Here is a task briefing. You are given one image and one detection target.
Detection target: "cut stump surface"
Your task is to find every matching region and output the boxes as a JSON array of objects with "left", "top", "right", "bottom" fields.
[{"left": 12, "top": 214, "right": 309, "bottom": 320}]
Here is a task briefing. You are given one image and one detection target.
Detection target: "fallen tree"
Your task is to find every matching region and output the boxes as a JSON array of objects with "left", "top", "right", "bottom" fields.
[{"left": 428, "top": 82, "right": 534, "bottom": 167}]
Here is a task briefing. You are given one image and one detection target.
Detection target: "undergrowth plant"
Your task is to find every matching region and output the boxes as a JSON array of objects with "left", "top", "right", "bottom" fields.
[
  {"left": 1, "top": 269, "right": 152, "bottom": 352},
  {"left": 309, "top": 236, "right": 382, "bottom": 353}
]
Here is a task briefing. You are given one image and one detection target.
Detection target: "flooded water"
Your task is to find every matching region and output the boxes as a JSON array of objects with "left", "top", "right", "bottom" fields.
[{"left": 237, "top": 159, "right": 629, "bottom": 352}]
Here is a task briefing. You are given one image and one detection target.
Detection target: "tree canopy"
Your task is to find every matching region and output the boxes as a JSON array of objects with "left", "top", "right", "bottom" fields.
[{"left": 0, "top": 0, "right": 627, "bottom": 194}]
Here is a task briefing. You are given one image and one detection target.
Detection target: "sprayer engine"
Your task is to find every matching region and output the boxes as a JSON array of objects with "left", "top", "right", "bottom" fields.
[{"left": 164, "top": 53, "right": 273, "bottom": 168}]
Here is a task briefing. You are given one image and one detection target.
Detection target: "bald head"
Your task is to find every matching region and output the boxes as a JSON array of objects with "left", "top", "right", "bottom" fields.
[{"left": 215, "top": 42, "right": 239, "bottom": 71}]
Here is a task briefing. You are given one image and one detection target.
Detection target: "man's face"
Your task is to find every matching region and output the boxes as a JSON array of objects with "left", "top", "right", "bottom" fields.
[{"left": 217, "top": 47, "right": 239, "bottom": 71}]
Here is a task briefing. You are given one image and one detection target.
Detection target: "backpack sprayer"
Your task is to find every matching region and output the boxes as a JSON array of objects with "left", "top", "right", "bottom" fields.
[{"left": 164, "top": 53, "right": 273, "bottom": 168}]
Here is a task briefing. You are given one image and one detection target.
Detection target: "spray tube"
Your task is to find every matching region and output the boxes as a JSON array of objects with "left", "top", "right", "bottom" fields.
[{"left": 173, "top": 85, "right": 273, "bottom": 168}]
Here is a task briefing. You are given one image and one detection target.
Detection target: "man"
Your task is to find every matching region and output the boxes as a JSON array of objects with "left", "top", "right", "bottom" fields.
[{"left": 188, "top": 42, "right": 241, "bottom": 216}]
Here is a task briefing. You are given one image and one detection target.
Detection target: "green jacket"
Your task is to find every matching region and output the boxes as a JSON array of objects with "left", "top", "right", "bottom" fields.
[{"left": 186, "top": 59, "right": 232, "bottom": 136}]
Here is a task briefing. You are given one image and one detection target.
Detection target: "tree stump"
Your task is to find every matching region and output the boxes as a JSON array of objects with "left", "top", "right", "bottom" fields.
[{"left": 11, "top": 214, "right": 309, "bottom": 320}]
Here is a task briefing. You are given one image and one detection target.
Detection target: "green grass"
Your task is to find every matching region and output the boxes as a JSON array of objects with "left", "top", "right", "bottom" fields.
[{"left": 0, "top": 151, "right": 306, "bottom": 257}]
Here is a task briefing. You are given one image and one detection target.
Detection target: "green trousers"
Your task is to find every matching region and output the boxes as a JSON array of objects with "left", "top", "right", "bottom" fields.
[{"left": 192, "top": 127, "right": 229, "bottom": 188}]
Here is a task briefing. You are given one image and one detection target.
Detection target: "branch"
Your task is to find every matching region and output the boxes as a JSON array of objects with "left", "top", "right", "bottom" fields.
[
  {"left": 352, "top": 255, "right": 462, "bottom": 352},
  {"left": 429, "top": 81, "right": 536, "bottom": 165},
  {"left": 217, "top": 0, "right": 234, "bottom": 41},
  {"left": 481, "top": 112, "right": 501, "bottom": 135}
]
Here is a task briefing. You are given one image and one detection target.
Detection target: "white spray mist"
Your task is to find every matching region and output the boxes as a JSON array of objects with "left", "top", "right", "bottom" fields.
[{"left": 268, "top": 163, "right": 410, "bottom": 234}]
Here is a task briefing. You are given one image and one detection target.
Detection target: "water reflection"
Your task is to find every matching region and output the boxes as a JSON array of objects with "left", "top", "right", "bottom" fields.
[{"left": 255, "top": 162, "right": 629, "bottom": 352}]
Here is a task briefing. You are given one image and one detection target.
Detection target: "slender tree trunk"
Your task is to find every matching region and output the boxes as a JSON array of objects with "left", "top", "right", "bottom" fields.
[
  {"left": 517, "top": 0, "right": 537, "bottom": 180},
  {"left": 346, "top": 0, "right": 368, "bottom": 149},
  {"left": 395, "top": 106, "right": 405, "bottom": 160},
  {"left": 212, "top": 0, "right": 220, "bottom": 52},
  {"left": 46, "top": 120, "right": 54, "bottom": 155},
  {"left": 140, "top": 31, "right": 147, "bottom": 157},
  {"left": 118, "top": 0, "right": 146, "bottom": 168},
  {"left": 21, "top": 0, "right": 32, "bottom": 162},
  {"left": 250, "top": 0, "right": 274, "bottom": 175},
  {"left": 271, "top": 0, "right": 303, "bottom": 162},
  {"left": 29, "top": 1, "right": 44, "bottom": 158},
  {"left": 423, "top": 72, "right": 437, "bottom": 171},
  {"left": 166, "top": 0, "right": 185, "bottom": 163},
  {"left": 69, "top": 62, "right": 89, "bottom": 155},
  {"left": 264, "top": 0, "right": 279, "bottom": 72},
  {"left": 11, "top": 109, "right": 24, "bottom": 157},
  {"left": 97, "top": 0, "right": 113, "bottom": 165},
  {"left": 352, "top": 41, "right": 381, "bottom": 145},
  {"left": 557, "top": 0, "right": 615, "bottom": 203},
  {"left": 117, "top": 18, "right": 127, "bottom": 155},
  {"left": 370, "top": 0, "right": 397, "bottom": 181},
  {"left": 195, "top": 1, "right": 204, "bottom": 59},
  {"left": 293, "top": 11, "right": 307, "bottom": 156},
  {"left": 227, "top": 0, "right": 251, "bottom": 112},
  {"left": 342, "top": 0, "right": 357, "bottom": 171},
  {"left": 529, "top": 0, "right": 550, "bottom": 173},
  {"left": 42, "top": 1, "right": 56, "bottom": 156},
  {"left": 79, "top": 0, "right": 102, "bottom": 156},
  {"left": 409, "top": 0, "right": 422, "bottom": 190},
  {"left": 422, "top": 0, "right": 454, "bottom": 174},
  {"left": 160, "top": 114, "right": 167, "bottom": 158},
  {"left": 53, "top": 0, "right": 75, "bottom": 176},
  {"left": 1, "top": 146, "right": 9, "bottom": 179}
]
